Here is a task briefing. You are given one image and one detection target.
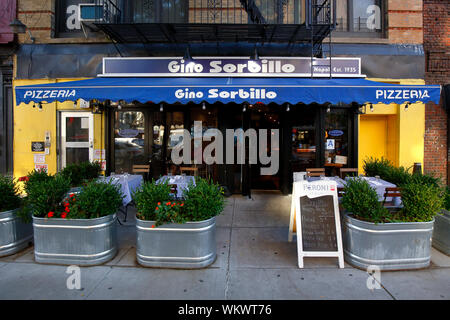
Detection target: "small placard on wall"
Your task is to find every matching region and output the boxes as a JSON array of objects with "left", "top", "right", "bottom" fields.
[
  {"left": 34, "top": 163, "right": 48, "bottom": 172},
  {"left": 34, "top": 154, "right": 45, "bottom": 164},
  {"left": 94, "top": 149, "right": 106, "bottom": 160},
  {"left": 100, "top": 160, "right": 106, "bottom": 171},
  {"left": 31, "top": 141, "right": 45, "bottom": 152}
]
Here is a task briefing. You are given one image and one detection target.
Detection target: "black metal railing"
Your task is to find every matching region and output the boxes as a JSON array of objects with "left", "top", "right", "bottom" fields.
[{"left": 93, "top": 0, "right": 309, "bottom": 25}]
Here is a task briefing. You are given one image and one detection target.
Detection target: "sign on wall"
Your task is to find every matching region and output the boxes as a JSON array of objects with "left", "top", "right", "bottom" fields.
[
  {"left": 101, "top": 57, "right": 363, "bottom": 78},
  {"left": 290, "top": 180, "right": 344, "bottom": 268},
  {"left": 31, "top": 141, "right": 45, "bottom": 152}
]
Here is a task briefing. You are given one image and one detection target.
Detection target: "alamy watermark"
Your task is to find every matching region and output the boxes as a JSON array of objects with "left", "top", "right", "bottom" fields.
[
  {"left": 66, "top": 265, "right": 81, "bottom": 290},
  {"left": 366, "top": 265, "right": 381, "bottom": 290},
  {"left": 171, "top": 121, "right": 279, "bottom": 176}
]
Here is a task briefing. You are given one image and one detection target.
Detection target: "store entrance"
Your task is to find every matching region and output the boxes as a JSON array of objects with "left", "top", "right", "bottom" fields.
[{"left": 248, "top": 104, "right": 281, "bottom": 190}]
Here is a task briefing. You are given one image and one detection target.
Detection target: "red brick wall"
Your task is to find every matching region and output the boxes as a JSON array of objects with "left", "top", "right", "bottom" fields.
[{"left": 423, "top": 0, "right": 450, "bottom": 183}]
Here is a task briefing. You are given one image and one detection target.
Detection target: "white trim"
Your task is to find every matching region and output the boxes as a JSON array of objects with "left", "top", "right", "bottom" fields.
[{"left": 61, "top": 112, "right": 94, "bottom": 168}]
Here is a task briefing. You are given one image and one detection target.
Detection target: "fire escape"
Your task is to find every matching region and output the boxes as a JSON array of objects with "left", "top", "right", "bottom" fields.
[{"left": 92, "top": 0, "right": 335, "bottom": 77}]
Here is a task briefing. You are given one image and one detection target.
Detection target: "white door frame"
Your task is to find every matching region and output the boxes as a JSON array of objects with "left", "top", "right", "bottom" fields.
[{"left": 61, "top": 112, "right": 94, "bottom": 168}]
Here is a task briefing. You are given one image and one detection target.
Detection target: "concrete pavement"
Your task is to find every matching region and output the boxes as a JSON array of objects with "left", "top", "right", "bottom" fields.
[{"left": 0, "top": 191, "right": 449, "bottom": 300}]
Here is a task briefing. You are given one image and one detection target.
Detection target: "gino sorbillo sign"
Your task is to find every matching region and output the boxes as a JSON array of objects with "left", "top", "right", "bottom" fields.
[{"left": 100, "top": 57, "right": 362, "bottom": 78}]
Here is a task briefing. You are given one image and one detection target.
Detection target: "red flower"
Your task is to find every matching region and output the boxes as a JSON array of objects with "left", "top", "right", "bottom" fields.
[
  {"left": 151, "top": 225, "right": 155, "bottom": 228},
  {"left": 69, "top": 193, "right": 75, "bottom": 198},
  {"left": 180, "top": 203, "right": 184, "bottom": 207},
  {"left": 61, "top": 212, "right": 67, "bottom": 219},
  {"left": 65, "top": 207, "right": 70, "bottom": 213},
  {"left": 18, "top": 176, "right": 29, "bottom": 182},
  {"left": 155, "top": 207, "right": 159, "bottom": 210},
  {"left": 47, "top": 211, "right": 54, "bottom": 218},
  {"left": 157, "top": 202, "right": 161, "bottom": 205}
]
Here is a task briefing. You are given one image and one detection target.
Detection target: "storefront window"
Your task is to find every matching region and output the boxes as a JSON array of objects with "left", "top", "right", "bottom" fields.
[
  {"left": 189, "top": 106, "right": 219, "bottom": 181},
  {"left": 114, "top": 111, "right": 145, "bottom": 173},
  {"left": 324, "top": 109, "right": 349, "bottom": 169},
  {"left": 334, "top": 0, "right": 383, "bottom": 36},
  {"left": 291, "top": 109, "right": 316, "bottom": 172}
]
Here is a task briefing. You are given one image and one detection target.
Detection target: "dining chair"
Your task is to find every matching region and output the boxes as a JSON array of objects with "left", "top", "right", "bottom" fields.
[
  {"left": 382, "top": 187, "right": 402, "bottom": 208},
  {"left": 306, "top": 168, "right": 325, "bottom": 177},
  {"left": 132, "top": 164, "right": 151, "bottom": 181},
  {"left": 339, "top": 168, "right": 359, "bottom": 179},
  {"left": 180, "top": 166, "right": 198, "bottom": 176}
]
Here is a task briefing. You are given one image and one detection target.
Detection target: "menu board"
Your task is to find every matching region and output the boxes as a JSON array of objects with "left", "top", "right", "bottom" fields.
[
  {"left": 299, "top": 195, "right": 337, "bottom": 252},
  {"left": 291, "top": 179, "right": 344, "bottom": 269}
]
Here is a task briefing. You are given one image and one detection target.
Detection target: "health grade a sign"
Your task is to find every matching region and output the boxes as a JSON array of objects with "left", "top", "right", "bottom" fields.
[{"left": 100, "top": 57, "right": 362, "bottom": 78}]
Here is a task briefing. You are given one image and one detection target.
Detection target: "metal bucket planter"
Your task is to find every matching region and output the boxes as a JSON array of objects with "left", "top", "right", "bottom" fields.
[
  {"left": 33, "top": 214, "right": 117, "bottom": 265},
  {"left": 432, "top": 210, "right": 450, "bottom": 255},
  {"left": 0, "top": 209, "right": 33, "bottom": 257},
  {"left": 136, "top": 217, "right": 216, "bottom": 269},
  {"left": 342, "top": 213, "right": 434, "bottom": 271}
]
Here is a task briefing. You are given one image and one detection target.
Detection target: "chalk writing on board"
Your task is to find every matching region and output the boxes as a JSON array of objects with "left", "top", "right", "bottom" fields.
[{"left": 300, "top": 195, "right": 338, "bottom": 252}]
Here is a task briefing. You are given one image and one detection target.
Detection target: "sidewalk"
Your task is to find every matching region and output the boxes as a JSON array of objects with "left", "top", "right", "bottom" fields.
[{"left": 1, "top": 191, "right": 449, "bottom": 300}]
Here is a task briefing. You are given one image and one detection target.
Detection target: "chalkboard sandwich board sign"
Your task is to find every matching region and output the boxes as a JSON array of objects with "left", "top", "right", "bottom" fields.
[{"left": 293, "top": 180, "right": 344, "bottom": 268}]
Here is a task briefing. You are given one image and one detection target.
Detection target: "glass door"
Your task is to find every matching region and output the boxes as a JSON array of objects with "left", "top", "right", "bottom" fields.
[
  {"left": 113, "top": 110, "right": 146, "bottom": 173},
  {"left": 61, "top": 112, "right": 94, "bottom": 168}
]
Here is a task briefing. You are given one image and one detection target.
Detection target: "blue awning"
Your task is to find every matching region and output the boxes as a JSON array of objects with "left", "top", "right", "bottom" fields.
[{"left": 15, "top": 77, "right": 441, "bottom": 106}]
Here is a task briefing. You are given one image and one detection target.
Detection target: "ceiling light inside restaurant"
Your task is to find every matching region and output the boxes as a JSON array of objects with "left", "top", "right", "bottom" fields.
[
  {"left": 160, "top": 103, "right": 164, "bottom": 112},
  {"left": 286, "top": 103, "right": 290, "bottom": 112},
  {"left": 202, "top": 102, "right": 206, "bottom": 110},
  {"left": 370, "top": 103, "right": 373, "bottom": 112}
]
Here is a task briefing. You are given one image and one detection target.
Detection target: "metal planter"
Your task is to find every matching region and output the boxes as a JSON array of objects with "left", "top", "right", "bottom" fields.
[
  {"left": 136, "top": 217, "right": 216, "bottom": 269},
  {"left": 432, "top": 210, "right": 450, "bottom": 255},
  {"left": 33, "top": 214, "right": 117, "bottom": 265},
  {"left": 342, "top": 213, "right": 434, "bottom": 271},
  {"left": 0, "top": 209, "right": 33, "bottom": 257}
]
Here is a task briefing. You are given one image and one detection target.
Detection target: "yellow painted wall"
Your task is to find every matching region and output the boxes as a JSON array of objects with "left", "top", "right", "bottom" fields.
[
  {"left": 13, "top": 78, "right": 106, "bottom": 180},
  {"left": 359, "top": 78, "right": 426, "bottom": 173}
]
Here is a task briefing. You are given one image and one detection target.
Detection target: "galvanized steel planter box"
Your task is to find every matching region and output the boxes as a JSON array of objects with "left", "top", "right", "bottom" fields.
[
  {"left": 33, "top": 214, "right": 117, "bottom": 265},
  {"left": 342, "top": 213, "right": 434, "bottom": 271},
  {"left": 136, "top": 217, "right": 216, "bottom": 269},
  {"left": 0, "top": 209, "right": 33, "bottom": 257},
  {"left": 432, "top": 209, "right": 450, "bottom": 255}
]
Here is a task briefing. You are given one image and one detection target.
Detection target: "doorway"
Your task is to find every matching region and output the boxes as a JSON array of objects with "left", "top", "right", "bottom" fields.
[
  {"left": 61, "top": 112, "right": 94, "bottom": 168},
  {"left": 249, "top": 105, "right": 281, "bottom": 190}
]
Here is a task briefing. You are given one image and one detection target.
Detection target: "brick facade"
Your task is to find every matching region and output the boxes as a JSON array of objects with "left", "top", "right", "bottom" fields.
[{"left": 423, "top": 0, "right": 450, "bottom": 183}]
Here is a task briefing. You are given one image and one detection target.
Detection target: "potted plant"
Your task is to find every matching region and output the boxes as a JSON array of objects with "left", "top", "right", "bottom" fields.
[
  {"left": 133, "top": 178, "right": 225, "bottom": 268},
  {"left": 341, "top": 177, "right": 442, "bottom": 270},
  {"left": 0, "top": 175, "right": 33, "bottom": 257},
  {"left": 432, "top": 186, "right": 450, "bottom": 255},
  {"left": 60, "top": 161, "right": 102, "bottom": 194},
  {"left": 25, "top": 174, "right": 123, "bottom": 266}
]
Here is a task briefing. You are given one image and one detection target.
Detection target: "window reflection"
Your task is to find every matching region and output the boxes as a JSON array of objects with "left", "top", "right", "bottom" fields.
[
  {"left": 324, "top": 109, "right": 349, "bottom": 167},
  {"left": 114, "top": 111, "right": 145, "bottom": 173}
]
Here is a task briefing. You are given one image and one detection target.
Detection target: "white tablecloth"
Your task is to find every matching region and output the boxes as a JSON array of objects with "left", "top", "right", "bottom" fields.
[
  {"left": 99, "top": 174, "right": 143, "bottom": 206},
  {"left": 156, "top": 175, "right": 196, "bottom": 198},
  {"left": 346, "top": 176, "right": 400, "bottom": 205}
]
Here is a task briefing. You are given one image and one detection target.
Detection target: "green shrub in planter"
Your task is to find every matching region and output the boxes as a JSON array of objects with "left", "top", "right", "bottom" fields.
[
  {"left": 363, "top": 157, "right": 441, "bottom": 188},
  {"left": 183, "top": 178, "right": 225, "bottom": 222},
  {"left": 363, "top": 157, "right": 392, "bottom": 178},
  {"left": 63, "top": 181, "right": 123, "bottom": 219},
  {"left": 341, "top": 177, "right": 388, "bottom": 223},
  {"left": 23, "top": 169, "right": 53, "bottom": 193},
  {"left": 22, "top": 174, "right": 71, "bottom": 218},
  {"left": 133, "top": 179, "right": 172, "bottom": 224},
  {"left": 444, "top": 186, "right": 450, "bottom": 211},
  {"left": 60, "top": 161, "right": 102, "bottom": 187},
  {"left": 0, "top": 175, "right": 21, "bottom": 212},
  {"left": 133, "top": 178, "right": 225, "bottom": 226},
  {"left": 400, "top": 182, "right": 443, "bottom": 222}
]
